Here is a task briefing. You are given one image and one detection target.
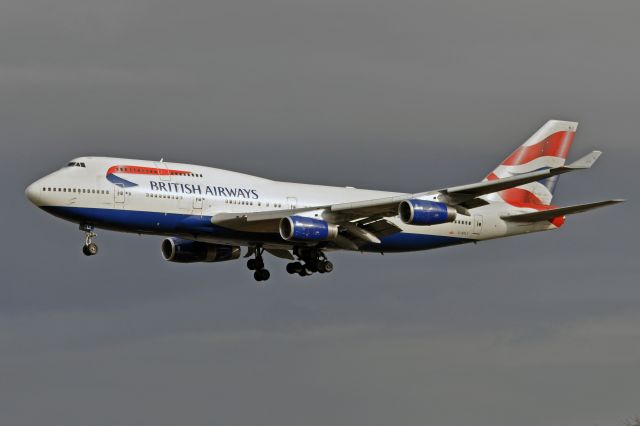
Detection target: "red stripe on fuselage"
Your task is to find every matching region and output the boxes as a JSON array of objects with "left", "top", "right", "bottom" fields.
[
  {"left": 501, "top": 130, "right": 575, "bottom": 166},
  {"left": 106, "top": 165, "right": 192, "bottom": 176}
]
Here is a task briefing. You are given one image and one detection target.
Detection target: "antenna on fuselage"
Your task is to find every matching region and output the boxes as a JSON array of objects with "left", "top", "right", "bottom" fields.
[{"left": 160, "top": 158, "right": 164, "bottom": 162}]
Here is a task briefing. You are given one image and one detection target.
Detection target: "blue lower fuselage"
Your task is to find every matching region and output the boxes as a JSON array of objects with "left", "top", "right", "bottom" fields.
[{"left": 43, "top": 206, "right": 471, "bottom": 253}]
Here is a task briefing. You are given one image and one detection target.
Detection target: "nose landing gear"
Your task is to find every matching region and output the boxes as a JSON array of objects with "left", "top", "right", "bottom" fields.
[
  {"left": 80, "top": 224, "right": 98, "bottom": 256},
  {"left": 247, "top": 247, "right": 270, "bottom": 281}
]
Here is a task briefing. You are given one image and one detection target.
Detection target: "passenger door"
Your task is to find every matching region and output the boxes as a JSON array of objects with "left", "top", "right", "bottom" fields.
[
  {"left": 193, "top": 195, "right": 203, "bottom": 216},
  {"left": 287, "top": 197, "right": 297, "bottom": 209},
  {"left": 114, "top": 183, "right": 125, "bottom": 208},
  {"left": 472, "top": 215, "right": 483, "bottom": 235}
]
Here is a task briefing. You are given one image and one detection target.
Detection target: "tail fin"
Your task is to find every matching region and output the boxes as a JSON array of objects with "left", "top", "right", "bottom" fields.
[{"left": 484, "top": 120, "right": 578, "bottom": 206}]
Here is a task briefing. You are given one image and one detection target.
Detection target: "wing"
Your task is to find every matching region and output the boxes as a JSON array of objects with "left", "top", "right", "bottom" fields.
[
  {"left": 211, "top": 150, "right": 602, "bottom": 242},
  {"left": 330, "top": 150, "right": 602, "bottom": 217}
]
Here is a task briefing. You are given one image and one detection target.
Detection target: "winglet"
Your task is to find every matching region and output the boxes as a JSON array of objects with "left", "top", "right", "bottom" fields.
[{"left": 566, "top": 150, "right": 602, "bottom": 169}]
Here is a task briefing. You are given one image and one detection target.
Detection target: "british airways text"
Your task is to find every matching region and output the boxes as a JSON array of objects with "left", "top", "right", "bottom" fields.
[{"left": 150, "top": 181, "right": 258, "bottom": 199}]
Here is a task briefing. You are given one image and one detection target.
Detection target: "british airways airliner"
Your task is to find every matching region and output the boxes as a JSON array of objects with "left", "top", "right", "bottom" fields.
[{"left": 25, "top": 120, "right": 623, "bottom": 281}]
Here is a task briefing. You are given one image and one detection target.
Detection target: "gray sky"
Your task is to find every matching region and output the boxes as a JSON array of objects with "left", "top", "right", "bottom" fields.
[{"left": 1, "top": 0, "right": 639, "bottom": 425}]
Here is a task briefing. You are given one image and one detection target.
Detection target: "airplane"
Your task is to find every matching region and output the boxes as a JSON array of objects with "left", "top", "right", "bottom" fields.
[{"left": 25, "top": 120, "right": 623, "bottom": 281}]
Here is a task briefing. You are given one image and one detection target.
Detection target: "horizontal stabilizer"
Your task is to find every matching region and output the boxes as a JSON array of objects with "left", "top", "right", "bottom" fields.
[
  {"left": 501, "top": 199, "right": 624, "bottom": 222},
  {"left": 567, "top": 150, "right": 602, "bottom": 169}
]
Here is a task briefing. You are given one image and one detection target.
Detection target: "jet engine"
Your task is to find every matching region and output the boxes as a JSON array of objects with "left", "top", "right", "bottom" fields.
[
  {"left": 398, "top": 199, "right": 456, "bottom": 225},
  {"left": 279, "top": 216, "right": 339, "bottom": 241},
  {"left": 161, "top": 238, "right": 241, "bottom": 263}
]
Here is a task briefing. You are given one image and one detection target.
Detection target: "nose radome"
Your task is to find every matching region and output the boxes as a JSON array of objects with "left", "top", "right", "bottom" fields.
[{"left": 25, "top": 181, "right": 42, "bottom": 205}]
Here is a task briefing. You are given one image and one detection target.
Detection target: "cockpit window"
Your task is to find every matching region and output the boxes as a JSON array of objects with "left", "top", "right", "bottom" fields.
[{"left": 66, "top": 162, "right": 86, "bottom": 168}]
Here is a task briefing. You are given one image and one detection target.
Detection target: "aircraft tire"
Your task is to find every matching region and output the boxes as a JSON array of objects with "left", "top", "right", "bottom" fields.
[
  {"left": 320, "top": 260, "right": 333, "bottom": 273},
  {"left": 83, "top": 243, "right": 98, "bottom": 256},
  {"left": 254, "top": 269, "right": 270, "bottom": 281},
  {"left": 286, "top": 262, "right": 302, "bottom": 274}
]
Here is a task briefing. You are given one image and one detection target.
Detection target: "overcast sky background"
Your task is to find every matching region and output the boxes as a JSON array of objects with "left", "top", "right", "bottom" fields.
[{"left": 1, "top": 0, "right": 639, "bottom": 425}]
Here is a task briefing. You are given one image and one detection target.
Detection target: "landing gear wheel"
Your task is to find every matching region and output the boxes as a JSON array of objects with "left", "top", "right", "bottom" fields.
[
  {"left": 254, "top": 269, "right": 270, "bottom": 281},
  {"left": 83, "top": 243, "right": 98, "bottom": 256},
  {"left": 80, "top": 224, "right": 98, "bottom": 256},
  {"left": 319, "top": 260, "right": 333, "bottom": 273},
  {"left": 290, "top": 247, "right": 336, "bottom": 278},
  {"left": 247, "top": 259, "right": 257, "bottom": 270},
  {"left": 249, "top": 247, "right": 267, "bottom": 280},
  {"left": 298, "top": 268, "right": 311, "bottom": 277},
  {"left": 286, "top": 262, "right": 303, "bottom": 274}
]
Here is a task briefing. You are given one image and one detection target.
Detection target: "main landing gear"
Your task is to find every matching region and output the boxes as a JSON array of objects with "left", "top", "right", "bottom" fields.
[
  {"left": 286, "top": 248, "right": 334, "bottom": 277},
  {"left": 247, "top": 247, "right": 270, "bottom": 282},
  {"left": 80, "top": 224, "right": 98, "bottom": 256}
]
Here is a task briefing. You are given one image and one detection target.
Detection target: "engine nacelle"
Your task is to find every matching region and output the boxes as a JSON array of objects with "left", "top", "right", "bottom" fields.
[
  {"left": 398, "top": 199, "right": 456, "bottom": 225},
  {"left": 161, "top": 238, "right": 241, "bottom": 263},
  {"left": 279, "top": 216, "right": 339, "bottom": 241}
]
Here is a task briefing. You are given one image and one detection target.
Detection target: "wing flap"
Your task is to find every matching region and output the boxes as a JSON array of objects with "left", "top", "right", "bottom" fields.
[{"left": 359, "top": 218, "right": 403, "bottom": 237}]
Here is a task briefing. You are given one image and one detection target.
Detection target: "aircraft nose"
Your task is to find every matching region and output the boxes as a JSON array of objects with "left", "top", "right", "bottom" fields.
[{"left": 25, "top": 181, "right": 42, "bottom": 205}]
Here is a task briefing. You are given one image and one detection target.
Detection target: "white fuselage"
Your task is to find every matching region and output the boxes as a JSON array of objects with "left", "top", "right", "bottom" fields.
[{"left": 26, "top": 156, "right": 557, "bottom": 253}]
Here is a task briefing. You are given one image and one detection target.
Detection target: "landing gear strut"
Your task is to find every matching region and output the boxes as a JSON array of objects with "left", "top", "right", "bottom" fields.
[
  {"left": 247, "top": 247, "right": 270, "bottom": 282},
  {"left": 80, "top": 224, "right": 98, "bottom": 256},
  {"left": 287, "top": 248, "right": 333, "bottom": 277}
]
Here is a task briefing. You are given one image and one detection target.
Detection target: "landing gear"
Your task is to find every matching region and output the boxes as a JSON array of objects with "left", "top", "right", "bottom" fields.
[
  {"left": 288, "top": 248, "right": 334, "bottom": 277},
  {"left": 247, "top": 247, "right": 270, "bottom": 281},
  {"left": 80, "top": 224, "right": 98, "bottom": 256},
  {"left": 318, "top": 260, "right": 334, "bottom": 273},
  {"left": 286, "top": 262, "right": 303, "bottom": 274},
  {"left": 254, "top": 269, "right": 270, "bottom": 281},
  {"left": 246, "top": 257, "right": 264, "bottom": 271},
  {"left": 82, "top": 242, "right": 98, "bottom": 256},
  {"left": 245, "top": 246, "right": 334, "bottom": 281}
]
